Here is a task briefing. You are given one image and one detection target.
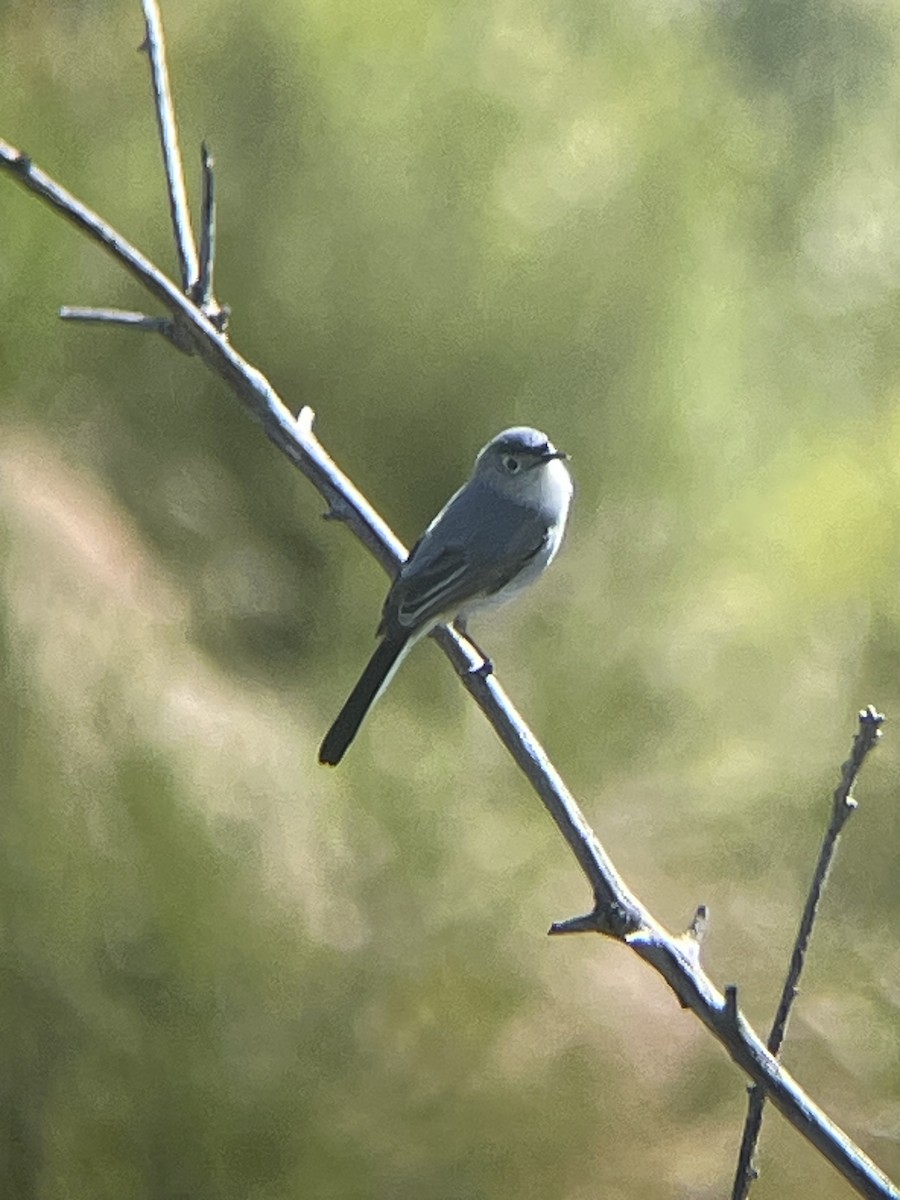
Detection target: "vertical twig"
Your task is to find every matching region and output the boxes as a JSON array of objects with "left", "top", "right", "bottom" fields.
[
  {"left": 61, "top": 0, "right": 224, "bottom": 343},
  {"left": 140, "top": 0, "right": 199, "bottom": 291},
  {"left": 194, "top": 142, "right": 228, "bottom": 329},
  {"left": 197, "top": 143, "right": 215, "bottom": 305},
  {"left": 731, "top": 706, "right": 884, "bottom": 1199}
]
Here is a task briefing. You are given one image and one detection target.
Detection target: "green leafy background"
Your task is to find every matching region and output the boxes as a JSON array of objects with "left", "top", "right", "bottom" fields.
[{"left": 3, "top": 2, "right": 900, "bottom": 1197}]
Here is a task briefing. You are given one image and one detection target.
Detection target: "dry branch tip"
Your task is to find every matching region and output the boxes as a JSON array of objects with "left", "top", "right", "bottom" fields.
[
  {"left": 296, "top": 405, "right": 315, "bottom": 437},
  {"left": 548, "top": 910, "right": 602, "bottom": 936},
  {"left": 687, "top": 903, "right": 709, "bottom": 943}
]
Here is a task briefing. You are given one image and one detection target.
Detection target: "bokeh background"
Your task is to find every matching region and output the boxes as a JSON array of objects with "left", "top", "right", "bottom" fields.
[{"left": 3, "top": 1, "right": 900, "bottom": 1197}]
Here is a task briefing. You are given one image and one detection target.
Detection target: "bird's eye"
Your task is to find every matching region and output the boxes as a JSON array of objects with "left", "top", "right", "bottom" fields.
[{"left": 503, "top": 455, "right": 520, "bottom": 474}]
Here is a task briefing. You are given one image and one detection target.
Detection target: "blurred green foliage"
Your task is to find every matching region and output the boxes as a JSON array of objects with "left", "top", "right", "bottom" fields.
[{"left": 3, "top": 1, "right": 900, "bottom": 1196}]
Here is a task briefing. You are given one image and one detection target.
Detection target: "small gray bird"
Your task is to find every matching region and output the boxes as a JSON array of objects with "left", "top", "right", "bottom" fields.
[{"left": 319, "top": 426, "right": 573, "bottom": 765}]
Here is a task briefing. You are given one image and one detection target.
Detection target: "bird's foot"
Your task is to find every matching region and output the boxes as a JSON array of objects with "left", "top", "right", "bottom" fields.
[{"left": 454, "top": 621, "right": 493, "bottom": 677}]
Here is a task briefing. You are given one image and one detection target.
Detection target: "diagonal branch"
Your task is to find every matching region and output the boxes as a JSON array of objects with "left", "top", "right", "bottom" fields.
[{"left": 732, "top": 706, "right": 884, "bottom": 1199}]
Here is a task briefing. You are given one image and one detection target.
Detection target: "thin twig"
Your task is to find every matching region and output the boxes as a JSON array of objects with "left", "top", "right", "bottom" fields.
[
  {"left": 60, "top": 306, "right": 172, "bottom": 331},
  {"left": 731, "top": 706, "right": 884, "bottom": 1199},
  {"left": 59, "top": 306, "right": 194, "bottom": 351},
  {"left": 195, "top": 141, "right": 225, "bottom": 326},
  {"left": 2, "top": 134, "right": 896, "bottom": 1199},
  {"left": 139, "top": 0, "right": 198, "bottom": 292}
]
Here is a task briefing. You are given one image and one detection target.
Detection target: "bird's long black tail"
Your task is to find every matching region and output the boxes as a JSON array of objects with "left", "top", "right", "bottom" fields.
[{"left": 319, "top": 636, "right": 409, "bottom": 765}]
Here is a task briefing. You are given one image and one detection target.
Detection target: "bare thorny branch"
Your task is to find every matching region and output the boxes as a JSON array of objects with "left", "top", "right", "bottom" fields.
[
  {"left": 731, "top": 705, "right": 885, "bottom": 1199},
  {"left": 1, "top": 3, "right": 895, "bottom": 1196}
]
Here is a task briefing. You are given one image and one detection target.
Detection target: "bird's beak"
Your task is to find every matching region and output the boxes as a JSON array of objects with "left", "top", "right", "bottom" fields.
[{"left": 542, "top": 448, "right": 569, "bottom": 462}]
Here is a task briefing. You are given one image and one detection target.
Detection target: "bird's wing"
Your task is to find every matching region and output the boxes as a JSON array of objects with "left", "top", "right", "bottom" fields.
[{"left": 380, "top": 489, "right": 550, "bottom": 634}]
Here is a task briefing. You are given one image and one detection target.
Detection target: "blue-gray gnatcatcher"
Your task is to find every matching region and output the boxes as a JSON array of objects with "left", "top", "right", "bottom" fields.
[{"left": 319, "top": 426, "right": 573, "bottom": 765}]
